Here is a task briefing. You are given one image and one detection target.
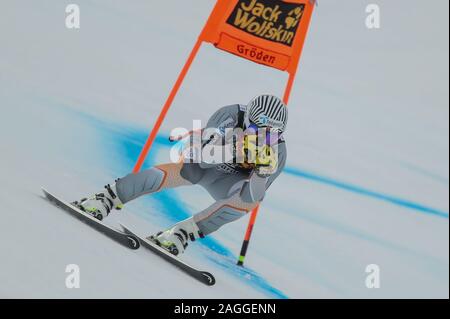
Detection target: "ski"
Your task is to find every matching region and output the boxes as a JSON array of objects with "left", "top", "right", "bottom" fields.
[
  {"left": 120, "top": 224, "right": 216, "bottom": 286},
  {"left": 42, "top": 188, "right": 140, "bottom": 250}
]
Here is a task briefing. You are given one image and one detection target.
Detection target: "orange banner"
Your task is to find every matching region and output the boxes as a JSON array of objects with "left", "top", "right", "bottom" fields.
[{"left": 200, "top": 0, "right": 315, "bottom": 74}]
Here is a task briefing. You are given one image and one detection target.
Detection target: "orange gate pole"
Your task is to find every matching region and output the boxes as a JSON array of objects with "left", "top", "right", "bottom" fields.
[
  {"left": 237, "top": 206, "right": 260, "bottom": 266},
  {"left": 133, "top": 39, "right": 203, "bottom": 173},
  {"left": 237, "top": 72, "right": 297, "bottom": 266}
]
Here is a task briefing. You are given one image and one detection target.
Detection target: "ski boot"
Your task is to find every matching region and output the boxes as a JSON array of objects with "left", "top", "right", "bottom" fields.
[
  {"left": 73, "top": 184, "right": 123, "bottom": 221},
  {"left": 148, "top": 217, "right": 204, "bottom": 256}
]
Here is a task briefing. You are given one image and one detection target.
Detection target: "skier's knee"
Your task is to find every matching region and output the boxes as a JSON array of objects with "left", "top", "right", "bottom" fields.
[
  {"left": 239, "top": 180, "right": 266, "bottom": 204},
  {"left": 195, "top": 206, "right": 246, "bottom": 236},
  {"left": 116, "top": 167, "right": 165, "bottom": 203},
  {"left": 180, "top": 163, "right": 205, "bottom": 184}
]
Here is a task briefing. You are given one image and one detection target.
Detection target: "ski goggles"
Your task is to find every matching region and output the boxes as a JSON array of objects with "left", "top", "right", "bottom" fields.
[{"left": 245, "top": 122, "right": 283, "bottom": 146}]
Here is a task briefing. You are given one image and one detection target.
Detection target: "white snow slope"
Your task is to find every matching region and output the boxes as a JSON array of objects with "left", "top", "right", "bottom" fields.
[{"left": 0, "top": 0, "right": 448, "bottom": 298}]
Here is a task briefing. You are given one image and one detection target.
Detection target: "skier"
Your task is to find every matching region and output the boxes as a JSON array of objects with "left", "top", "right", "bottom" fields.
[{"left": 74, "top": 94, "right": 288, "bottom": 256}]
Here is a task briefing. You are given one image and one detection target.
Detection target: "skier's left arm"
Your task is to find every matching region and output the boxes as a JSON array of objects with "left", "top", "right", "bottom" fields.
[{"left": 240, "top": 142, "right": 287, "bottom": 204}]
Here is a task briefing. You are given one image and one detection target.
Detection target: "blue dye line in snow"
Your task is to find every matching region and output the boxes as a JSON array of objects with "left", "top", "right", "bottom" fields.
[
  {"left": 283, "top": 167, "right": 449, "bottom": 219},
  {"left": 71, "top": 109, "right": 447, "bottom": 298},
  {"left": 126, "top": 124, "right": 448, "bottom": 220},
  {"left": 69, "top": 108, "right": 448, "bottom": 219},
  {"left": 401, "top": 162, "right": 449, "bottom": 186},
  {"left": 80, "top": 115, "right": 288, "bottom": 299}
]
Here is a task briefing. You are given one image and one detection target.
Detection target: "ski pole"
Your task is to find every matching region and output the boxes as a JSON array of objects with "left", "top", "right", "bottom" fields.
[
  {"left": 169, "top": 129, "right": 202, "bottom": 142},
  {"left": 237, "top": 205, "right": 260, "bottom": 266}
]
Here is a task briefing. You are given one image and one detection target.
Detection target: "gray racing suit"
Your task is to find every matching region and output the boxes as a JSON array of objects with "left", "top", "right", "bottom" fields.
[{"left": 115, "top": 104, "right": 287, "bottom": 236}]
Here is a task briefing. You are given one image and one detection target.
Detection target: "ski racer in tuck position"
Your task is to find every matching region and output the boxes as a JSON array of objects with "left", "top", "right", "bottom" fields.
[{"left": 74, "top": 94, "right": 288, "bottom": 256}]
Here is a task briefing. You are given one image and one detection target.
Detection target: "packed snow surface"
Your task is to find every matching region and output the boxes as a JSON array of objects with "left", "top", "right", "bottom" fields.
[{"left": 0, "top": 0, "right": 448, "bottom": 298}]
